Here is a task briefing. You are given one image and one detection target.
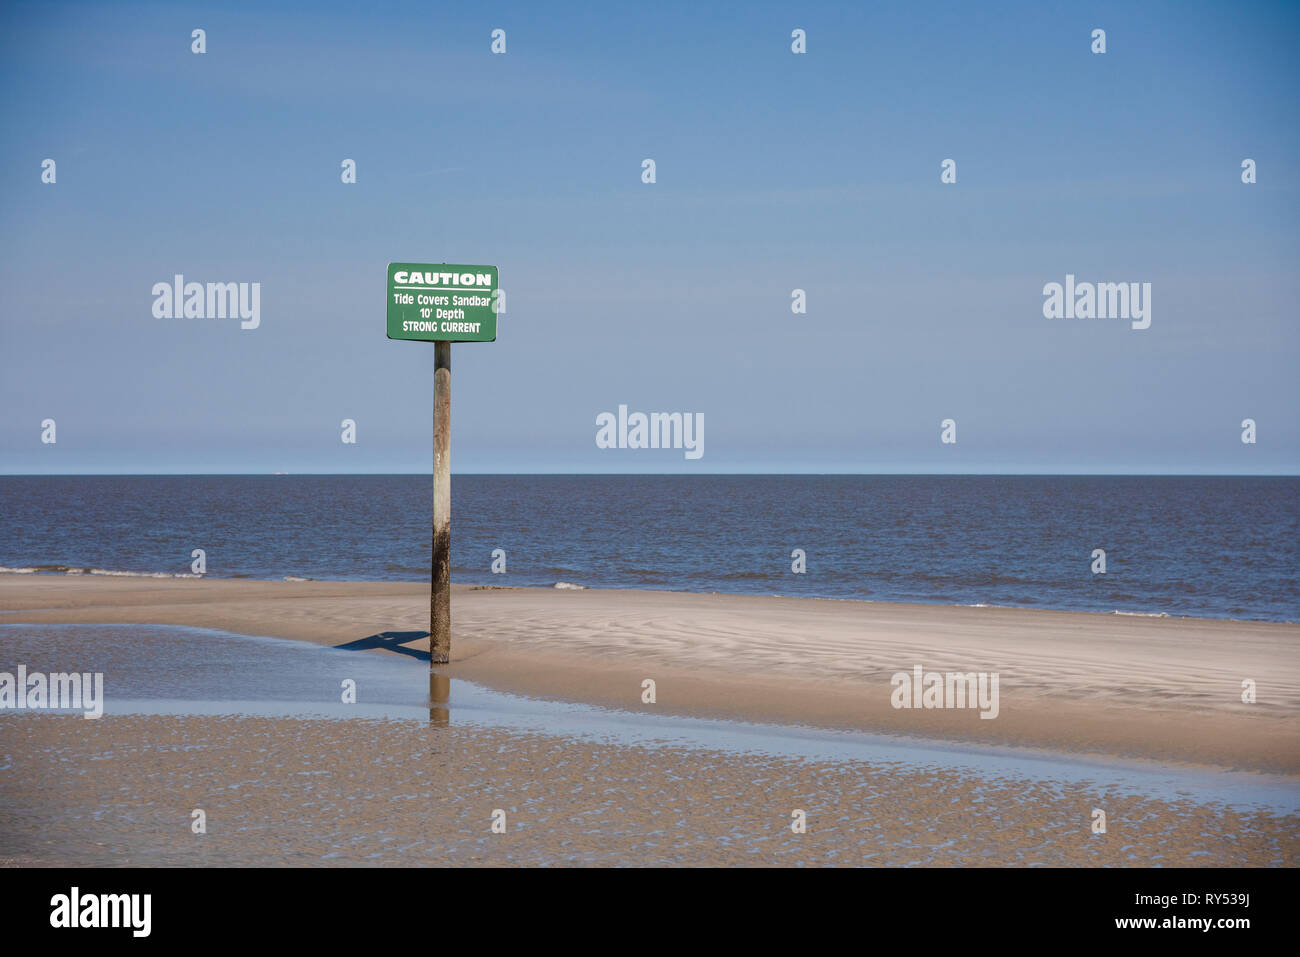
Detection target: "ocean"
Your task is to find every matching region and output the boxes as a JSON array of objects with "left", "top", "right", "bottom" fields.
[{"left": 0, "top": 475, "right": 1296, "bottom": 622}]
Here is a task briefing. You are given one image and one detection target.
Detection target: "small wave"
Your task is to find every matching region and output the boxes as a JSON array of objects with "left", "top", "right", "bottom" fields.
[
  {"left": 1111, "top": 610, "right": 1171, "bottom": 618},
  {"left": 0, "top": 564, "right": 199, "bottom": 579},
  {"left": 553, "top": 581, "right": 586, "bottom": 590},
  {"left": 283, "top": 576, "right": 313, "bottom": 582},
  {"left": 88, "top": 568, "right": 201, "bottom": 579}
]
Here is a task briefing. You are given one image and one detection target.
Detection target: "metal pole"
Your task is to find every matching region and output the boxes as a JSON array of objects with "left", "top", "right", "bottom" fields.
[{"left": 431, "top": 340, "right": 451, "bottom": 665}]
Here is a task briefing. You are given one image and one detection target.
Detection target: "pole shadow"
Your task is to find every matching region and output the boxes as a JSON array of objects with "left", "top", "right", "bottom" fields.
[
  {"left": 333, "top": 631, "right": 450, "bottom": 725},
  {"left": 334, "top": 631, "right": 431, "bottom": 662}
]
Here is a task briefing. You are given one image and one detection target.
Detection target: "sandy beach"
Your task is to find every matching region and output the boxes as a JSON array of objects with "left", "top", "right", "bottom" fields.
[
  {"left": 2, "top": 576, "right": 1297, "bottom": 773},
  {"left": 4, "top": 712, "right": 1293, "bottom": 867}
]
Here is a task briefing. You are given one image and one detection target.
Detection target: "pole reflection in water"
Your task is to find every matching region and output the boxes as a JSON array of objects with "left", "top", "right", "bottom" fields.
[{"left": 429, "top": 671, "right": 450, "bottom": 725}]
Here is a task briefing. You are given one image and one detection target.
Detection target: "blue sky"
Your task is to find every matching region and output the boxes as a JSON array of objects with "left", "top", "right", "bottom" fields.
[{"left": 1, "top": 0, "right": 1297, "bottom": 473}]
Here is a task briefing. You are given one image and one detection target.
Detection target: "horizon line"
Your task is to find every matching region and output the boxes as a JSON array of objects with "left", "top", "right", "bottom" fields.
[{"left": 3, "top": 472, "right": 1298, "bottom": 479}]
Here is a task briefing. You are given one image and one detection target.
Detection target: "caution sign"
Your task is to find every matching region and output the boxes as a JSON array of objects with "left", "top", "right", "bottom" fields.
[{"left": 386, "top": 262, "right": 499, "bottom": 342}]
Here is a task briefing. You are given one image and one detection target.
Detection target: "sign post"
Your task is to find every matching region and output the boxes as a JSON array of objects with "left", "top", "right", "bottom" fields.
[
  {"left": 431, "top": 340, "right": 451, "bottom": 663},
  {"left": 387, "top": 262, "right": 499, "bottom": 666}
]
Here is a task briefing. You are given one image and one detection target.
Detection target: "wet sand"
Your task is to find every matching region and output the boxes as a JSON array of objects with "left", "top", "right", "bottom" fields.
[
  {"left": 3, "top": 713, "right": 1294, "bottom": 867},
  {"left": 3, "top": 604, "right": 1297, "bottom": 867},
  {"left": 2, "top": 576, "right": 1297, "bottom": 773}
]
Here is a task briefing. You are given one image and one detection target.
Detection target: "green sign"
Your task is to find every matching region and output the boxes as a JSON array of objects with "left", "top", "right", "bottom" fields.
[{"left": 386, "top": 262, "right": 498, "bottom": 342}]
